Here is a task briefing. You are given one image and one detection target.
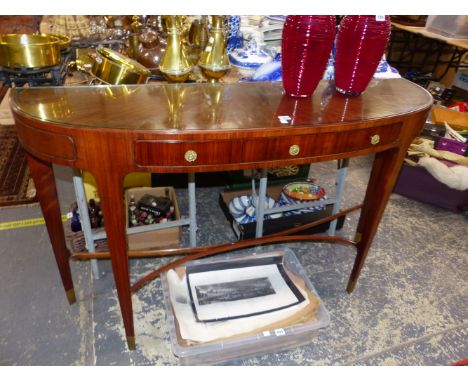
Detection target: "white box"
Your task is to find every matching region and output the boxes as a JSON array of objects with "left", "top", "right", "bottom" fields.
[{"left": 452, "top": 69, "right": 468, "bottom": 92}]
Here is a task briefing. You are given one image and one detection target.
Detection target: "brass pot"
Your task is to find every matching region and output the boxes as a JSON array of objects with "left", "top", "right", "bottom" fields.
[
  {"left": 43, "top": 33, "right": 71, "bottom": 51},
  {"left": 0, "top": 33, "right": 61, "bottom": 68},
  {"left": 91, "top": 47, "right": 151, "bottom": 85}
]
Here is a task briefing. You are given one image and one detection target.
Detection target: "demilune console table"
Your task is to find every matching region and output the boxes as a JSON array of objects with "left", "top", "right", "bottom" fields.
[{"left": 10, "top": 80, "right": 432, "bottom": 350}]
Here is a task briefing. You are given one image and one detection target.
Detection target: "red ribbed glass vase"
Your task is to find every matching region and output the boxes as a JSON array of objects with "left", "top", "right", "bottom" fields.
[
  {"left": 334, "top": 16, "right": 391, "bottom": 96},
  {"left": 281, "top": 15, "right": 336, "bottom": 98}
]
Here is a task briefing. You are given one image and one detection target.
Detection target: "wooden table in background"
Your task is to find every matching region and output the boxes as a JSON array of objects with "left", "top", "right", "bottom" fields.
[
  {"left": 391, "top": 22, "right": 468, "bottom": 51},
  {"left": 10, "top": 79, "right": 432, "bottom": 350},
  {"left": 388, "top": 22, "right": 468, "bottom": 82}
]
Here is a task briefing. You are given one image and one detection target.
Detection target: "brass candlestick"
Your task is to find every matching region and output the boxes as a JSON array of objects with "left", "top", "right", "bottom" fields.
[
  {"left": 188, "top": 16, "right": 209, "bottom": 64},
  {"left": 198, "top": 16, "right": 230, "bottom": 82},
  {"left": 159, "top": 16, "right": 193, "bottom": 82},
  {"left": 128, "top": 15, "right": 143, "bottom": 60}
]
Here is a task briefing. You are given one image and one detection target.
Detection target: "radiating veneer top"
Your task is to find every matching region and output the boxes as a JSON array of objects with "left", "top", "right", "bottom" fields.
[{"left": 11, "top": 80, "right": 432, "bottom": 132}]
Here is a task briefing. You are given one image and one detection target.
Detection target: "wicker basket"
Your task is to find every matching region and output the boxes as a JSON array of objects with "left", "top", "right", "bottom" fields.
[{"left": 64, "top": 223, "right": 108, "bottom": 253}]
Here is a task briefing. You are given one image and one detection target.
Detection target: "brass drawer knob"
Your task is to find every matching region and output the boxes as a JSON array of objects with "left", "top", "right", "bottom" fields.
[
  {"left": 289, "top": 144, "right": 300, "bottom": 156},
  {"left": 370, "top": 134, "right": 380, "bottom": 145},
  {"left": 184, "top": 150, "right": 197, "bottom": 162}
]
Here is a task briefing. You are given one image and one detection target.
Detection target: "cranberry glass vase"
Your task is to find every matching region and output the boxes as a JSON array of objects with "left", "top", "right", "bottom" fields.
[
  {"left": 334, "top": 15, "right": 391, "bottom": 96},
  {"left": 281, "top": 15, "right": 336, "bottom": 98}
]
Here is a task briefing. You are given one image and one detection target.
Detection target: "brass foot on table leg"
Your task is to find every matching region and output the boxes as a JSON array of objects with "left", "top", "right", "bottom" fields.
[
  {"left": 127, "top": 336, "right": 136, "bottom": 350},
  {"left": 346, "top": 279, "right": 357, "bottom": 294},
  {"left": 66, "top": 288, "right": 76, "bottom": 304}
]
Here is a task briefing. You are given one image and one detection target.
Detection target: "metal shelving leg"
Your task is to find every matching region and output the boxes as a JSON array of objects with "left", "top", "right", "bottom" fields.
[
  {"left": 72, "top": 171, "right": 100, "bottom": 279},
  {"left": 255, "top": 168, "right": 268, "bottom": 238},
  {"left": 188, "top": 173, "right": 197, "bottom": 247},
  {"left": 327, "top": 159, "right": 349, "bottom": 236}
]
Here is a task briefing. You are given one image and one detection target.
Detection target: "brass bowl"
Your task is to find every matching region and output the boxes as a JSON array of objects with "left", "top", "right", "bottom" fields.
[
  {"left": 91, "top": 47, "right": 151, "bottom": 85},
  {"left": 43, "top": 33, "right": 71, "bottom": 51},
  {"left": 0, "top": 34, "right": 61, "bottom": 68}
]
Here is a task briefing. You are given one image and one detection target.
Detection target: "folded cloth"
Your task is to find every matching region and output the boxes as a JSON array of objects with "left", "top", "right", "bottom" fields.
[
  {"left": 418, "top": 157, "right": 468, "bottom": 191},
  {"left": 408, "top": 137, "right": 468, "bottom": 167}
]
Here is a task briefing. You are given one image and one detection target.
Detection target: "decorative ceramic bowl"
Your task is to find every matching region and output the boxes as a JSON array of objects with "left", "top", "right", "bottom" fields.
[
  {"left": 228, "top": 194, "right": 282, "bottom": 224},
  {"left": 265, "top": 15, "right": 287, "bottom": 23},
  {"left": 283, "top": 182, "right": 326, "bottom": 201},
  {"left": 373, "top": 55, "right": 401, "bottom": 78},
  {"left": 279, "top": 182, "right": 327, "bottom": 216},
  {"left": 228, "top": 38, "right": 272, "bottom": 72},
  {"left": 319, "top": 37, "right": 400, "bottom": 81},
  {"left": 249, "top": 53, "right": 282, "bottom": 81}
]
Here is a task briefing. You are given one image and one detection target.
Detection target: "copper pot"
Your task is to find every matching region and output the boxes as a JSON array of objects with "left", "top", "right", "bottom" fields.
[
  {"left": 137, "top": 28, "right": 166, "bottom": 73},
  {"left": 91, "top": 47, "right": 151, "bottom": 85},
  {"left": 0, "top": 33, "right": 61, "bottom": 68}
]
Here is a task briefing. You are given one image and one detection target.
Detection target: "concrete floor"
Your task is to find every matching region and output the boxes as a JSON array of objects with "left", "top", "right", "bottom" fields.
[{"left": 0, "top": 157, "right": 466, "bottom": 366}]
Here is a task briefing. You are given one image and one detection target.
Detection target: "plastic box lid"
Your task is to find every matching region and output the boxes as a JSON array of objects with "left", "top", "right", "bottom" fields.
[
  {"left": 425, "top": 16, "right": 468, "bottom": 39},
  {"left": 161, "top": 247, "right": 330, "bottom": 365}
]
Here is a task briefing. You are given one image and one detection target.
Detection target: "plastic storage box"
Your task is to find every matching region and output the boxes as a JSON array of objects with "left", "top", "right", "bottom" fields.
[
  {"left": 393, "top": 164, "right": 468, "bottom": 212},
  {"left": 161, "top": 247, "right": 330, "bottom": 365},
  {"left": 425, "top": 16, "right": 468, "bottom": 39},
  {"left": 435, "top": 137, "right": 468, "bottom": 156}
]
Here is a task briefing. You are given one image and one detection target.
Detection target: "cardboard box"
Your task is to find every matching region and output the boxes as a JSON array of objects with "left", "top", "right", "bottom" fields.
[
  {"left": 219, "top": 184, "right": 345, "bottom": 240},
  {"left": 431, "top": 105, "right": 468, "bottom": 131},
  {"left": 452, "top": 69, "right": 468, "bottom": 93},
  {"left": 393, "top": 164, "right": 468, "bottom": 212},
  {"left": 83, "top": 170, "right": 151, "bottom": 201},
  {"left": 125, "top": 187, "right": 181, "bottom": 250}
]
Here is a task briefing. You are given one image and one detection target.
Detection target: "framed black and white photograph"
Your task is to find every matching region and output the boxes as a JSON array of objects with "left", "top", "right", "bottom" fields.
[{"left": 186, "top": 256, "right": 305, "bottom": 322}]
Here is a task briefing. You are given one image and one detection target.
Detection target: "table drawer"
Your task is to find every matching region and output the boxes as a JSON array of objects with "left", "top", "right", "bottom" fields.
[
  {"left": 134, "top": 139, "right": 243, "bottom": 167},
  {"left": 242, "top": 123, "right": 401, "bottom": 162}
]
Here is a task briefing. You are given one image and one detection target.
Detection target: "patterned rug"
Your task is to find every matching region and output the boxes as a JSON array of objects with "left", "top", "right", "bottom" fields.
[{"left": 0, "top": 125, "right": 37, "bottom": 207}]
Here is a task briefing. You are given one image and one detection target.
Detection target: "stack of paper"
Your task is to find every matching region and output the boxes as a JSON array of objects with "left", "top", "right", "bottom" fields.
[{"left": 166, "top": 250, "right": 320, "bottom": 346}]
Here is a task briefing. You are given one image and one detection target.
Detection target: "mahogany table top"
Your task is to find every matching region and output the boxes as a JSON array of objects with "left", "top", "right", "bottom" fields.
[{"left": 11, "top": 79, "right": 432, "bottom": 132}]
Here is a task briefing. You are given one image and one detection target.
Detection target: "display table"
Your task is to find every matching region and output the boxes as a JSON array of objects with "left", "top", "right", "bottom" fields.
[
  {"left": 388, "top": 22, "right": 468, "bottom": 81},
  {"left": 10, "top": 80, "right": 432, "bottom": 350}
]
